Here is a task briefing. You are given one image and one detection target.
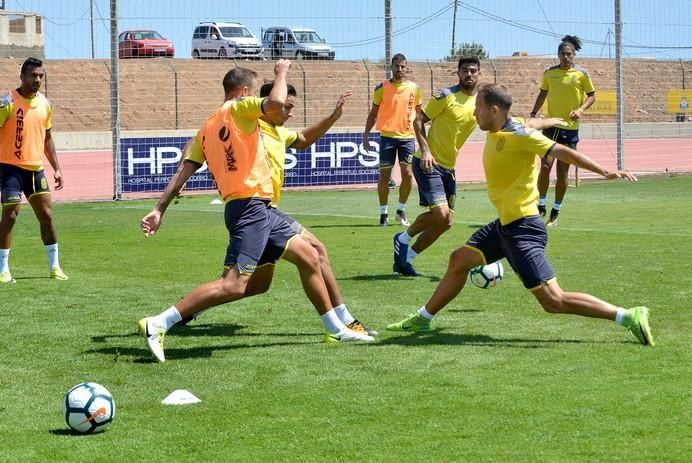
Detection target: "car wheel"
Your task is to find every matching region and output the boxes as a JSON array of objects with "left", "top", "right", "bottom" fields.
[
  {"left": 295, "top": 51, "right": 303, "bottom": 60},
  {"left": 192, "top": 49, "right": 200, "bottom": 59},
  {"left": 219, "top": 48, "right": 227, "bottom": 59}
]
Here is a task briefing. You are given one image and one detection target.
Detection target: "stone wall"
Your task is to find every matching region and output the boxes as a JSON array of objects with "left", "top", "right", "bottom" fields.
[{"left": 0, "top": 57, "right": 689, "bottom": 133}]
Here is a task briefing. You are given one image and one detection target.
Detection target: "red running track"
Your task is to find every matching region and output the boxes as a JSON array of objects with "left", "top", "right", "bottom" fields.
[{"left": 46, "top": 138, "right": 691, "bottom": 202}]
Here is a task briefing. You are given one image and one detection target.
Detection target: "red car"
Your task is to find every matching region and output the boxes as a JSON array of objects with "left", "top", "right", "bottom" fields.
[{"left": 118, "top": 30, "right": 175, "bottom": 58}]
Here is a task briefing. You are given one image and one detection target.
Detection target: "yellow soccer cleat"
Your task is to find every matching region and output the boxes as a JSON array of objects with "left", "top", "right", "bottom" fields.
[{"left": 50, "top": 267, "right": 69, "bottom": 281}]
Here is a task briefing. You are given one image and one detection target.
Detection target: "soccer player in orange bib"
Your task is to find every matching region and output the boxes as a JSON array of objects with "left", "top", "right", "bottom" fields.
[
  {"left": 363, "top": 53, "right": 422, "bottom": 227},
  {"left": 0, "top": 57, "right": 68, "bottom": 283},
  {"left": 139, "top": 61, "right": 373, "bottom": 362}
]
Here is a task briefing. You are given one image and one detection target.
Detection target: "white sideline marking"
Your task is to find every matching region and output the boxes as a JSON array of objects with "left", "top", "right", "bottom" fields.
[{"left": 90, "top": 204, "right": 686, "bottom": 237}]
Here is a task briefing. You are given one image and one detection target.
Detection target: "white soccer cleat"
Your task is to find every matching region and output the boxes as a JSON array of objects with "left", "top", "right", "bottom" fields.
[
  {"left": 395, "top": 210, "right": 410, "bottom": 227},
  {"left": 324, "top": 328, "right": 375, "bottom": 343},
  {"left": 138, "top": 317, "right": 167, "bottom": 362}
]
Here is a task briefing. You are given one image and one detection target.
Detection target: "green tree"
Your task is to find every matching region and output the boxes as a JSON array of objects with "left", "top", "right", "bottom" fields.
[{"left": 445, "top": 42, "right": 489, "bottom": 61}]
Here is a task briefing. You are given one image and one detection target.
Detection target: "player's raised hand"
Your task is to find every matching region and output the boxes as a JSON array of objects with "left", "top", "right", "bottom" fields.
[
  {"left": 274, "top": 59, "right": 291, "bottom": 75},
  {"left": 331, "top": 91, "right": 352, "bottom": 120},
  {"left": 141, "top": 210, "right": 162, "bottom": 237}
]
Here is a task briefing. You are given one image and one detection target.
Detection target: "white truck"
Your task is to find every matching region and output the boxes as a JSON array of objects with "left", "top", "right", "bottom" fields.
[{"left": 261, "top": 26, "right": 335, "bottom": 60}]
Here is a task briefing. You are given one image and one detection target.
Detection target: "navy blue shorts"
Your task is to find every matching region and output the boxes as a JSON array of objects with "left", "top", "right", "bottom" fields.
[
  {"left": 465, "top": 215, "right": 555, "bottom": 290},
  {"left": 379, "top": 136, "right": 415, "bottom": 169},
  {"left": 270, "top": 208, "right": 305, "bottom": 236},
  {"left": 256, "top": 208, "right": 303, "bottom": 266},
  {"left": 412, "top": 157, "right": 456, "bottom": 210},
  {"left": 224, "top": 198, "right": 276, "bottom": 274},
  {"left": 0, "top": 163, "right": 50, "bottom": 204},
  {"left": 542, "top": 127, "right": 579, "bottom": 149}
]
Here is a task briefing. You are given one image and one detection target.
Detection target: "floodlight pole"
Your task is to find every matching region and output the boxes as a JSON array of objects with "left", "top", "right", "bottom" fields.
[
  {"left": 451, "top": 0, "right": 459, "bottom": 55},
  {"left": 615, "top": 0, "right": 624, "bottom": 170},
  {"left": 110, "top": 0, "right": 122, "bottom": 200},
  {"left": 90, "top": 0, "right": 95, "bottom": 59},
  {"left": 384, "top": 0, "right": 392, "bottom": 79}
]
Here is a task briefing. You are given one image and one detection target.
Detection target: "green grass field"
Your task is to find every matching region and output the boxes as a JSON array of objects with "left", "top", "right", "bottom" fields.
[{"left": 2, "top": 175, "right": 690, "bottom": 462}]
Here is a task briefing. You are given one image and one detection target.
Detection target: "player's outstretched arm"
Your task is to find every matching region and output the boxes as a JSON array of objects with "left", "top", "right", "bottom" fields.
[
  {"left": 526, "top": 117, "right": 568, "bottom": 130},
  {"left": 141, "top": 159, "right": 200, "bottom": 237},
  {"left": 295, "top": 91, "right": 352, "bottom": 149},
  {"left": 550, "top": 143, "right": 638, "bottom": 181}
]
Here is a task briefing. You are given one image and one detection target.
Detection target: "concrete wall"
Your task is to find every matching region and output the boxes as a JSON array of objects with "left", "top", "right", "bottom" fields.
[
  {"left": 0, "top": 11, "right": 44, "bottom": 59},
  {"left": 0, "top": 57, "right": 690, "bottom": 139}
]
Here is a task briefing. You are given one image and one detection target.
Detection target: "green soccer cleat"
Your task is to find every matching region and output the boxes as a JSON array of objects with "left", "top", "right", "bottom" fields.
[
  {"left": 626, "top": 306, "right": 655, "bottom": 346},
  {"left": 138, "top": 317, "right": 167, "bottom": 362},
  {"left": 0, "top": 270, "right": 16, "bottom": 283},
  {"left": 50, "top": 267, "right": 69, "bottom": 281},
  {"left": 386, "top": 313, "right": 432, "bottom": 333}
]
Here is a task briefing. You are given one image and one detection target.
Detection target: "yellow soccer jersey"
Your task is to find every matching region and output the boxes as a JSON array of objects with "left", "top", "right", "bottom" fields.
[
  {"left": 373, "top": 80, "right": 422, "bottom": 139},
  {"left": 483, "top": 117, "right": 556, "bottom": 225},
  {"left": 258, "top": 118, "right": 298, "bottom": 206},
  {"left": 540, "top": 65, "right": 595, "bottom": 130},
  {"left": 414, "top": 85, "right": 477, "bottom": 170}
]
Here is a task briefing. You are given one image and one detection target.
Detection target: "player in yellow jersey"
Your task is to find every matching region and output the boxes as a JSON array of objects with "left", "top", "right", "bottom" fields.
[
  {"left": 530, "top": 35, "right": 596, "bottom": 226},
  {"left": 0, "top": 57, "right": 68, "bottom": 283},
  {"left": 256, "top": 81, "right": 377, "bottom": 336},
  {"left": 388, "top": 84, "right": 653, "bottom": 347},
  {"left": 392, "top": 56, "right": 480, "bottom": 276},
  {"left": 363, "top": 53, "right": 422, "bottom": 227},
  {"left": 138, "top": 62, "right": 373, "bottom": 362}
]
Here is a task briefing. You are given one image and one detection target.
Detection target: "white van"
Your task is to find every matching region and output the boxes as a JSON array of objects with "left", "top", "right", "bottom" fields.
[
  {"left": 261, "top": 26, "right": 335, "bottom": 60},
  {"left": 192, "top": 22, "right": 264, "bottom": 59}
]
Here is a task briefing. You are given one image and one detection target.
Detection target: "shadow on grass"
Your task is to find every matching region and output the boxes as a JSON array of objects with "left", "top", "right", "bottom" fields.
[
  {"left": 307, "top": 223, "right": 378, "bottom": 229},
  {"left": 13, "top": 276, "right": 56, "bottom": 281},
  {"left": 446, "top": 308, "right": 484, "bottom": 313},
  {"left": 49, "top": 429, "right": 84, "bottom": 436},
  {"left": 91, "top": 323, "right": 248, "bottom": 343},
  {"left": 87, "top": 323, "right": 325, "bottom": 363},
  {"left": 377, "top": 330, "right": 593, "bottom": 348},
  {"left": 342, "top": 273, "right": 441, "bottom": 282},
  {"left": 87, "top": 337, "right": 323, "bottom": 363}
]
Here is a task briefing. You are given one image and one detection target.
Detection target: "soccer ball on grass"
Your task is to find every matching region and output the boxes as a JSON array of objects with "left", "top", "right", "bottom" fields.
[
  {"left": 469, "top": 261, "right": 504, "bottom": 288},
  {"left": 62, "top": 382, "right": 115, "bottom": 434}
]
